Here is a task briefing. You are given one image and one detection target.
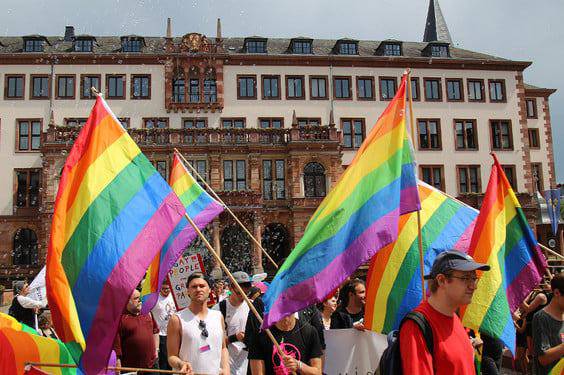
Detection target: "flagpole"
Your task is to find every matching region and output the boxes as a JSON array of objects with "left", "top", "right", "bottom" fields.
[
  {"left": 406, "top": 69, "right": 427, "bottom": 301},
  {"left": 25, "top": 362, "right": 187, "bottom": 374},
  {"left": 173, "top": 148, "right": 279, "bottom": 270}
]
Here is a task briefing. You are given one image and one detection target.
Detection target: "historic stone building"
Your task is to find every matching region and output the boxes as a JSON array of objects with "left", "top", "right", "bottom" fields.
[{"left": 0, "top": 0, "right": 559, "bottom": 284}]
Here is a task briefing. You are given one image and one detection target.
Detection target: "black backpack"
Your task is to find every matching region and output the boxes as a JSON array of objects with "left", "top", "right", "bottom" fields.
[{"left": 378, "top": 311, "right": 434, "bottom": 375}]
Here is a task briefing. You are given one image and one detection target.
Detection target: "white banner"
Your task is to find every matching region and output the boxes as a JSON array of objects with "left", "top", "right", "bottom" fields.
[
  {"left": 27, "top": 266, "right": 47, "bottom": 304},
  {"left": 167, "top": 254, "right": 205, "bottom": 311},
  {"left": 323, "top": 329, "right": 387, "bottom": 375}
]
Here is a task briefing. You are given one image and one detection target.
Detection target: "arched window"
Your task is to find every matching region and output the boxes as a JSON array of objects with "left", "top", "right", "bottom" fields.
[
  {"left": 13, "top": 228, "right": 38, "bottom": 266},
  {"left": 221, "top": 225, "right": 252, "bottom": 274},
  {"left": 204, "top": 68, "right": 217, "bottom": 103},
  {"left": 304, "top": 162, "right": 326, "bottom": 197},
  {"left": 188, "top": 67, "right": 200, "bottom": 103},
  {"left": 172, "top": 75, "right": 185, "bottom": 103},
  {"left": 261, "top": 223, "right": 290, "bottom": 271}
]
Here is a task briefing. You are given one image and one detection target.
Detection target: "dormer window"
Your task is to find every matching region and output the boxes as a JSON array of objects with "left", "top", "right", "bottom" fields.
[
  {"left": 245, "top": 39, "right": 267, "bottom": 53},
  {"left": 24, "top": 39, "right": 44, "bottom": 52},
  {"left": 430, "top": 44, "right": 449, "bottom": 57},
  {"left": 337, "top": 41, "right": 358, "bottom": 55},
  {"left": 74, "top": 38, "right": 94, "bottom": 52},
  {"left": 383, "top": 43, "right": 402, "bottom": 56},
  {"left": 121, "top": 37, "right": 143, "bottom": 52},
  {"left": 291, "top": 39, "right": 312, "bottom": 54}
]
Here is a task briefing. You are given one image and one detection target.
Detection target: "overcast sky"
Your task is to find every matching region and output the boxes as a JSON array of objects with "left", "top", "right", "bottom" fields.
[{"left": 2, "top": 0, "right": 562, "bottom": 182}]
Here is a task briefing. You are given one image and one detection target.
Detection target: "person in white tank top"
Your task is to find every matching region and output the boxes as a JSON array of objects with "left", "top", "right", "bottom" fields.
[{"left": 167, "top": 272, "right": 230, "bottom": 375}]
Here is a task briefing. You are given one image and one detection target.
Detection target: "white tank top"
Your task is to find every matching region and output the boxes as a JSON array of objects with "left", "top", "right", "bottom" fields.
[{"left": 177, "top": 308, "right": 223, "bottom": 375}]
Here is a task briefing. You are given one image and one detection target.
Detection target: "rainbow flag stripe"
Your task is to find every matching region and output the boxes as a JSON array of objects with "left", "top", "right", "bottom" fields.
[
  {"left": 548, "top": 358, "right": 564, "bottom": 375},
  {"left": 141, "top": 154, "right": 224, "bottom": 314},
  {"left": 365, "top": 182, "right": 478, "bottom": 333},
  {"left": 262, "top": 75, "right": 419, "bottom": 328},
  {"left": 0, "top": 313, "right": 77, "bottom": 375},
  {"left": 460, "top": 155, "right": 547, "bottom": 353},
  {"left": 46, "top": 96, "right": 185, "bottom": 374}
]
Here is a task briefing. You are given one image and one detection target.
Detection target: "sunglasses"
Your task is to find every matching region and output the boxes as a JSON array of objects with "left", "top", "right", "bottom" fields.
[{"left": 199, "top": 320, "right": 209, "bottom": 338}]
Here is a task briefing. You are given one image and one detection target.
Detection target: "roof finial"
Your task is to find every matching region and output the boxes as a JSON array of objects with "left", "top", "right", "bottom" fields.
[
  {"left": 216, "top": 18, "right": 222, "bottom": 41},
  {"left": 423, "top": 0, "right": 452, "bottom": 44},
  {"left": 49, "top": 109, "right": 55, "bottom": 126},
  {"left": 166, "top": 18, "right": 172, "bottom": 38},
  {"left": 292, "top": 110, "right": 297, "bottom": 126},
  {"left": 329, "top": 109, "right": 335, "bottom": 126}
]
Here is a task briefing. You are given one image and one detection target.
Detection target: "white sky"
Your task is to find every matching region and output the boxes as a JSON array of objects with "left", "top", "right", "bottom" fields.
[{"left": 2, "top": 0, "right": 563, "bottom": 182}]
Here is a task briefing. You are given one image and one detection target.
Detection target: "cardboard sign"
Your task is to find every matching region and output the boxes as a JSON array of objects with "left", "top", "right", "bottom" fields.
[
  {"left": 167, "top": 254, "right": 205, "bottom": 311},
  {"left": 28, "top": 267, "right": 47, "bottom": 304}
]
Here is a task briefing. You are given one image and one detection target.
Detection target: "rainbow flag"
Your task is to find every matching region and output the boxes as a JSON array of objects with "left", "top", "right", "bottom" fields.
[
  {"left": 262, "top": 75, "right": 420, "bottom": 328},
  {"left": 0, "top": 312, "right": 77, "bottom": 375},
  {"left": 460, "top": 154, "right": 547, "bottom": 353},
  {"left": 548, "top": 358, "right": 564, "bottom": 375},
  {"left": 46, "top": 96, "right": 186, "bottom": 374},
  {"left": 365, "top": 181, "right": 478, "bottom": 333},
  {"left": 141, "top": 153, "right": 224, "bottom": 314}
]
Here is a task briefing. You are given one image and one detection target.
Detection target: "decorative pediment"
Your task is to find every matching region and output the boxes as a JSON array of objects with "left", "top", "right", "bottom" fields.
[{"left": 180, "top": 33, "right": 212, "bottom": 53}]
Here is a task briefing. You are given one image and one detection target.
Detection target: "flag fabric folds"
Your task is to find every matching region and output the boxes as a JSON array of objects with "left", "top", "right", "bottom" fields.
[
  {"left": 364, "top": 181, "right": 478, "bottom": 333},
  {"left": 46, "top": 96, "right": 186, "bottom": 374},
  {"left": 141, "top": 153, "right": 224, "bottom": 314},
  {"left": 0, "top": 313, "right": 77, "bottom": 375},
  {"left": 460, "top": 154, "right": 547, "bottom": 353},
  {"left": 262, "top": 75, "right": 420, "bottom": 328}
]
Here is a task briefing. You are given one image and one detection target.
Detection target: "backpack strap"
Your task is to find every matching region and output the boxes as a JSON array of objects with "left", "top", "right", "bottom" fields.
[
  {"left": 403, "top": 311, "right": 434, "bottom": 356},
  {"left": 219, "top": 299, "right": 227, "bottom": 320}
]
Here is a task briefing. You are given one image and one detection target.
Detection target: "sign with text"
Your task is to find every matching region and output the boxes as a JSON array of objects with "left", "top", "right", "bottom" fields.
[{"left": 167, "top": 254, "right": 205, "bottom": 311}]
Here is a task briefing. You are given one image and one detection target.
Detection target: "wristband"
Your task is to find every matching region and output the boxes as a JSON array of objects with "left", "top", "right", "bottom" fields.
[
  {"left": 298, "top": 360, "right": 302, "bottom": 372},
  {"left": 228, "top": 334, "right": 238, "bottom": 343}
]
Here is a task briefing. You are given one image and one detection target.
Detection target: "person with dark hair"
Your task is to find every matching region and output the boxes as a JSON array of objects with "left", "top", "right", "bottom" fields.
[
  {"left": 532, "top": 272, "right": 564, "bottom": 375},
  {"left": 399, "top": 250, "right": 490, "bottom": 374},
  {"left": 38, "top": 312, "right": 58, "bottom": 339},
  {"left": 318, "top": 295, "right": 352, "bottom": 330},
  {"left": 8, "top": 281, "right": 46, "bottom": 329},
  {"left": 337, "top": 278, "right": 366, "bottom": 330},
  {"left": 167, "top": 272, "right": 230, "bottom": 375},
  {"left": 151, "top": 282, "right": 176, "bottom": 370}
]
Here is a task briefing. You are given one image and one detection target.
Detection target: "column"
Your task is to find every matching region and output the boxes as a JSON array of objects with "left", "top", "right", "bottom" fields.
[
  {"left": 210, "top": 219, "right": 222, "bottom": 279},
  {"left": 252, "top": 214, "right": 264, "bottom": 274}
]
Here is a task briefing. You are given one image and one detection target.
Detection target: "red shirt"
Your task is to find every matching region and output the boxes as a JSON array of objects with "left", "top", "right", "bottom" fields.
[
  {"left": 113, "top": 312, "right": 159, "bottom": 368},
  {"left": 399, "top": 301, "right": 475, "bottom": 375}
]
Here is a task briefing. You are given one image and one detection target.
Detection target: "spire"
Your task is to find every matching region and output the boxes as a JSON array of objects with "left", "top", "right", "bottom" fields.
[
  {"left": 166, "top": 18, "right": 172, "bottom": 38},
  {"left": 291, "top": 110, "right": 297, "bottom": 127},
  {"left": 423, "top": 0, "right": 452, "bottom": 44},
  {"left": 216, "top": 18, "right": 222, "bottom": 41}
]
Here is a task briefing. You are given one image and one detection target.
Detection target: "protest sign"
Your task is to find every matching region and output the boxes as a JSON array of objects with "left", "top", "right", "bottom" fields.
[
  {"left": 167, "top": 254, "right": 205, "bottom": 310},
  {"left": 27, "top": 267, "right": 47, "bottom": 304}
]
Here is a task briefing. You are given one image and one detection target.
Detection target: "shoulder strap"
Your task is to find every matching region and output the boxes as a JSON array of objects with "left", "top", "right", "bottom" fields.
[
  {"left": 404, "top": 311, "right": 434, "bottom": 356},
  {"left": 219, "top": 299, "right": 227, "bottom": 320}
]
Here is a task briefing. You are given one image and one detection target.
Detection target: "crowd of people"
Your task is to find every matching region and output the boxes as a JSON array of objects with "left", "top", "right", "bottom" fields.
[{"left": 6, "top": 250, "right": 564, "bottom": 375}]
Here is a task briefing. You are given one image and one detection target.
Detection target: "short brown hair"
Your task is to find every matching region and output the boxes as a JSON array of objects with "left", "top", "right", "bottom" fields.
[
  {"left": 551, "top": 272, "right": 564, "bottom": 294},
  {"left": 187, "top": 272, "right": 209, "bottom": 287}
]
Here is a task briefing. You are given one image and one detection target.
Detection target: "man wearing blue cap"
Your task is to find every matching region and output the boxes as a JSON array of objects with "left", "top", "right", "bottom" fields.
[{"left": 399, "top": 250, "right": 490, "bottom": 375}]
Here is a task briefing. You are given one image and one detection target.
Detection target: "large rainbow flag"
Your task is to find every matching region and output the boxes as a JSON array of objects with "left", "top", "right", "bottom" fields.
[
  {"left": 262, "top": 75, "right": 420, "bottom": 328},
  {"left": 0, "top": 312, "right": 77, "bottom": 374},
  {"left": 365, "top": 181, "right": 478, "bottom": 333},
  {"left": 140, "top": 153, "right": 224, "bottom": 314},
  {"left": 46, "top": 96, "right": 186, "bottom": 374},
  {"left": 460, "top": 154, "right": 547, "bottom": 353}
]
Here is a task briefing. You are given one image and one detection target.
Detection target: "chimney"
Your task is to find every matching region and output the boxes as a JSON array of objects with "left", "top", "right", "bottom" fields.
[
  {"left": 216, "top": 18, "right": 222, "bottom": 41},
  {"left": 64, "top": 26, "right": 75, "bottom": 42},
  {"left": 166, "top": 18, "right": 172, "bottom": 38}
]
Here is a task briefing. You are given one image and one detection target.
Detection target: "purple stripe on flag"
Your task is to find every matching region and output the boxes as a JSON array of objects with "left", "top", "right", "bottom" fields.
[
  {"left": 400, "top": 185, "right": 421, "bottom": 215},
  {"left": 453, "top": 218, "right": 477, "bottom": 252},
  {"left": 262, "top": 209, "right": 399, "bottom": 328},
  {"left": 506, "top": 258, "right": 543, "bottom": 311},
  {"left": 81, "top": 192, "right": 184, "bottom": 374}
]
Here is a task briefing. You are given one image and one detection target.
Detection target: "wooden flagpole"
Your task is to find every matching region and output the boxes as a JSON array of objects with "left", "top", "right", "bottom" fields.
[
  {"left": 25, "top": 362, "right": 188, "bottom": 374},
  {"left": 406, "top": 69, "right": 427, "bottom": 300},
  {"left": 173, "top": 148, "right": 279, "bottom": 270}
]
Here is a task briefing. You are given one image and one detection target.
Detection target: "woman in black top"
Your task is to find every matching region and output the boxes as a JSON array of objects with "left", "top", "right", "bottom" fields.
[{"left": 318, "top": 296, "right": 353, "bottom": 330}]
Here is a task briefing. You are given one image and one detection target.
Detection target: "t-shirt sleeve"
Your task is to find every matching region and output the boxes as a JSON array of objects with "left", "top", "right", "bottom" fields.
[
  {"left": 532, "top": 311, "right": 551, "bottom": 355},
  {"left": 399, "top": 319, "right": 434, "bottom": 375},
  {"left": 307, "top": 325, "right": 323, "bottom": 359}
]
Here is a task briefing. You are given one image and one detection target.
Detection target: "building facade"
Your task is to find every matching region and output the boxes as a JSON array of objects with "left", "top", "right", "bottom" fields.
[{"left": 0, "top": 3, "right": 559, "bottom": 284}]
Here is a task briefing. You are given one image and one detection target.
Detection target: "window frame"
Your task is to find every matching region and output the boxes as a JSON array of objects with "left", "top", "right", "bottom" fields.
[
  {"left": 446, "top": 78, "right": 464, "bottom": 102},
  {"left": 292, "top": 40, "right": 312, "bottom": 54},
  {"left": 356, "top": 76, "right": 375, "bottom": 101},
  {"left": 14, "top": 168, "right": 41, "bottom": 212},
  {"left": 262, "top": 159, "right": 286, "bottom": 200},
  {"left": 467, "top": 79, "right": 485, "bottom": 102},
  {"left": 245, "top": 40, "right": 267, "bottom": 53},
  {"left": 142, "top": 117, "right": 170, "bottom": 129},
  {"left": 383, "top": 43, "right": 402, "bottom": 56},
  {"left": 221, "top": 118, "right": 247, "bottom": 129},
  {"left": 297, "top": 118, "right": 322, "bottom": 127},
  {"left": 453, "top": 119, "right": 479, "bottom": 151},
  {"left": 333, "top": 76, "right": 352, "bottom": 100},
  {"left": 525, "top": 98, "right": 538, "bottom": 119},
  {"left": 304, "top": 162, "right": 327, "bottom": 198},
  {"left": 223, "top": 159, "right": 248, "bottom": 191},
  {"left": 237, "top": 75, "right": 257, "bottom": 100},
  {"left": 420, "top": 165, "right": 445, "bottom": 191},
  {"left": 423, "top": 77, "right": 443, "bottom": 102},
  {"left": 151, "top": 160, "right": 169, "bottom": 180},
  {"left": 30, "top": 74, "right": 50, "bottom": 100},
  {"left": 379, "top": 76, "right": 398, "bottom": 101},
  {"left": 286, "top": 75, "right": 306, "bottom": 100},
  {"left": 409, "top": 77, "right": 421, "bottom": 102},
  {"left": 309, "top": 75, "right": 328, "bottom": 100},
  {"left": 106, "top": 74, "right": 126, "bottom": 100},
  {"left": 488, "top": 79, "right": 507, "bottom": 103},
  {"left": 15, "top": 118, "right": 42, "bottom": 153},
  {"left": 80, "top": 74, "right": 102, "bottom": 99},
  {"left": 130, "top": 74, "right": 151, "bottom": 100},
  {"left": 501, "top": 165, "right": 518, "bottom": 191},
  {"left": 337, "top": 41, "right": 358, "bottom": 55},
  {"left": 64, "top": 118, "right": 88, "bottom": 127},
  {"left": 121, "top": 38, "right": 143, "bottom": 53},
  {"left": 528, "top": 128, "right": 540, "bottom": 149},
  {"left": 258, "top": 117, "right": 284, "bottom": 129},
  {"left": 24, "top": 39, "right": 44, "bottom": 52},
  {"left": 4, "top": 74, "right": 25, "bottom": 100},
  {"left": 55, "top": 74, "right": 76, "bottom": 100},
  {"left": 74, "top": 38, "right": 94, "bottom": 52},
  {"left": 261, "top": 75, "right": 281, "bottom": 100},
  {"left": 417, "top": 118, "right": 442, "bottom": 150},
  {"left": 341, "top": 118, "right": 366, "bottom": 150},
  {"left": 489, "top": 119, "right": 514, "bottom": 151},
  {"left": 531, "top": 163, "right": 544, "bottom": 192},
  {"left": 456, "top": 165, "right": 482, "bottom": 195}
]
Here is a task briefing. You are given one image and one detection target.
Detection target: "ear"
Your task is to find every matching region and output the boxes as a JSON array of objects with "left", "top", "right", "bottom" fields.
[{"left": 436, "top": 274, "right": 448, "bottom": 287}]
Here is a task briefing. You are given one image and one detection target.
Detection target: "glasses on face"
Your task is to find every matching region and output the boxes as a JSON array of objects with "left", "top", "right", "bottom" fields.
[
  {"left": 199, "top": 320, "right": 209, "bottom": 338},
  {"left": 448, "top": 275, "right": 480, "bottom": 285}
]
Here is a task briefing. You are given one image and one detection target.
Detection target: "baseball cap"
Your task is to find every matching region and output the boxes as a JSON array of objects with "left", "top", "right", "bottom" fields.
[
  {"left": 231, "top": 271, "right": 252, "bottom": 285},
  {"left": 424, "top": 250, "right": 490, "bottom": 280}
]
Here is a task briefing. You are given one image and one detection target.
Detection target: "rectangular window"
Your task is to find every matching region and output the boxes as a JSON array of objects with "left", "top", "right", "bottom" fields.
[
  {"left": 15, "top": 169, "right": 40, "bottom": 209},
  {"left": 24, "top": 40, "right": 44, "bottom": 52},
  {"left": 501, "top": 165, "right": 517, "bottom": 191},
  {"left": 106, "top": 75, "right": 126, "bottom": 99},
  {"left": 526, "top": 99, "right": 537, "bottom": 119},
  {"left": 488, "top": 79, "right": 506, "bottom": 102},
  {"left": 143, "top": 118, "right": 169, "bottom": 129},
  {"left": 490, "top": 120, "right": 513, "bottom": 150},
  {"left": 357, "top": 77, "right": 374, "bottom": 100},
  {"left": 5, "top": 75, "right": 25, "bottom": 99},
  {"left": 309, "top": 76, "right": 327, "bottom": 99},
  {"left": 118, "top": 118, "right": 130, "bottom": 128},
  {"left": 186, "top": 160, "right": 208, "bottom": 183},
  {"left": 341, "top": 119, "right": 365, "bottom": 149},
  {"left": 30, "top": 75, "right": 50, "bottom": 99},
  {"left": 297, "top": 118, "right": 321, "bottom": 127},
  {"left": 183, "top": 118, "right": 207, "bottom": 143},
  {"left": 379, "top": 77, "right": 397, "bottom": 100},
  {"left": 222, "top": 118, "right": 246, "bottom": 129},
  {"left": 223, "top": 160, "right": 247, "bottom": 191},
  {"left": 338, "top": 42, "right": 357, "bottom": 55},
  {"left": 333, "top": 77, "right": 351, "bottom": 99},
  {"left": 424, "top": 78, "right": 442, "bottom": 101},
  {"left": 261, "top": 75, "right": 280, "bottom": 100},
  {"left": 64, "top": 118, "right": 88, "bottom": 127},
  {"left": 80, "top": 75, "right": 101, "bottom": 99},
  {"left": 528, "top": 128, "right": 540, "bottom": 149},
  {"left": 246, "top": 40, "right": 267, "bottom": 53},
  {"left": 237, "top": 75, "right": 256, "bottom": 99},
  {"left": 152, "top": 160, "right": 168, "bottom": 180},
  {"left": 131, "top": 75, "right": 150, "bottom": 99},
  {"left": 430, "top": 45, "right": 449, "bottom": 57},
  {"left": 259, "top": 118, "right": 283, "bottom": 129},
  {"left": 17, "top": 119, "right": 42, "bottom": 151},
  {"left": 446, "top": 79, "right": 463, "bottom": 101},
  {"left": 74, "top": 39, "right": 93, "bottom": 52},
  {"left": 454, "top": 120, "right": 478, "bottom": 150},
  {"left": 286, "top": 76, "right": 305, "bottom": 99},
  {"left": 457, "top": 166, "right": 481, "bottom": 194},
  {"left": 56, "top": 75, "right": 75, "bottom": 99},
  {"left": 418, "top": 119, "right": 442, "bottom": 150},
  {"left": 420, "top": 165, "right": 444, "bottom": 191},
  {"left": 204, "top": 78, "right": 216, "bottom": 103},
  {"left": 410, "top": 77, "right": 420, "bottom": 101},
  {"left": 292, "top": 41, "right": 312, "bottom": 54},
  {"left": 531, "top": 163, "right": 543, "bottom": 192},
  {"left": 262, "top": 160, "right": 286, "bottom": 200},
  {"left": 383, "top": 43, "right": 401, "bottom": 56},
  {"left": 122, "top": 39, "right": 142, "bottom": 52},
  {"left": 189, "top": 78, "right": 200, "bottom": 103},
  {"left": 223, "top": 160, "right": 233, "bottom": 191},
  {"left": 467, "top": 79, "right": 485, "bottom": 102}
]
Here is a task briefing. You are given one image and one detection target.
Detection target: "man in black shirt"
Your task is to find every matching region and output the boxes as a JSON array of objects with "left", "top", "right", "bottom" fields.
[
  {"left": 248, "top": 314, "right": 322, "bottom": 375},
  {"left": 338, "top": 279, "right": 366, "bottom": 329}
]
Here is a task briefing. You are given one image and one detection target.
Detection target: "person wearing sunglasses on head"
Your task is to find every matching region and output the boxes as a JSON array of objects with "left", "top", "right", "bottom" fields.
[{"left": 167, "top": 272, "right": 230, "bottom": 375}]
